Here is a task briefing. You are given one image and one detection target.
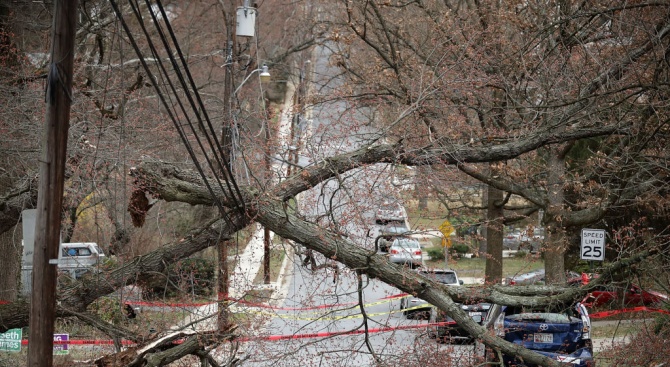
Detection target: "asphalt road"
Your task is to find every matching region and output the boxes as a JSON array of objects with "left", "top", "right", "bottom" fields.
[
  {"left": 237, "top": 257, "right": 476, "bottom": 367},
  {"left": 229, "top": 39, "right": 480, "bottom": 366}
]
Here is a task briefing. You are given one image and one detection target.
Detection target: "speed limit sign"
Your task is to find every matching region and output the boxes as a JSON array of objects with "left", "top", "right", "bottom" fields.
[{"left": 581, "top": 228, "right": 606, "bottom": 261}]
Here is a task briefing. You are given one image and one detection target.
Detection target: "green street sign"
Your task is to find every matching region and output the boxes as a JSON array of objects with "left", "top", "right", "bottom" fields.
[{"left": 0, "top": 328, "right": 22, "bottom": 352}]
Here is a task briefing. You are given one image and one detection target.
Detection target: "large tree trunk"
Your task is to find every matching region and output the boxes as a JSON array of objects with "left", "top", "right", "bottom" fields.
[
  {"left": 544, "top": 150, "right": 567, "bottom": 284},
  {"left": 0, "top": 227, "right": 21, "bottom": 302},
  {"left": 485, "top": 184, "right": 504, "bottom": 283}
]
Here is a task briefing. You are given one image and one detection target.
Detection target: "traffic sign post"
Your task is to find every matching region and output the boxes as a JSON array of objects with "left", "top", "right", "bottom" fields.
[
  {"left": 581, "top": 228, "right": 606, "bottom": 261},
  {"left": 439, "top": 220, "right": 455, "bottom": 267},
  {"left": 0, "top": 328, "right": 22, "bottom": 352},
  {"left": 439, "top": 220, "right": 455, "bottom": 238}
]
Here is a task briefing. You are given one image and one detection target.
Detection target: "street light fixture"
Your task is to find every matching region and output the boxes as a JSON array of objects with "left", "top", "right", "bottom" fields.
[
  {"left": 234, "top": 64, "right": 271, "bottom": 95},
  {"left": 259, "top": 64, "right": 271, "bottom": 83}
]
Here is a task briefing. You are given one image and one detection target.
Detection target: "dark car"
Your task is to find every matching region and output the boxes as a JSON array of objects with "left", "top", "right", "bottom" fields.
[
  {"left": 376, "top": 221, "right": 410, "bottom": 252},
  {"left": 481, "top": 302, "right": 595, "bottom": 367},
  {"left": 428, "top": 302, "right": 492, "bottom": 343}
]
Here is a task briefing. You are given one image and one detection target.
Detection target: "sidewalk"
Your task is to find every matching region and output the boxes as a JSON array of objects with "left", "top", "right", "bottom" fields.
[
  {"left": 229, "top": 223, "right": 272, "bottom": 300},
  {"left": 176, "top": 222, "right": 284, "bottom": 330},
  {"left": 176, "top": 67, "right": 299, "bottom": 335}
]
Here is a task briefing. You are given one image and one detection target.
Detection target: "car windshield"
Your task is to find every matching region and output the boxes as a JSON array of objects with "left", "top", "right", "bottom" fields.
[
  {"left": 379, "top": 202, "right": 398, "bottom": 211},
  {"left": 394, "top": 239, "right": 419, "bottom": 248},
  {"left": 421, "top": 271, "right": 457, "bottom": 284},
  {"left": 386, "top": 226, "right": 407, "bottom": 234}
]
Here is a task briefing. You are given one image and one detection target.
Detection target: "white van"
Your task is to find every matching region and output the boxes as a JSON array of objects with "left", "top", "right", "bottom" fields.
[{"left": 58, "top": 242, "right": 106, "bottom": 278}]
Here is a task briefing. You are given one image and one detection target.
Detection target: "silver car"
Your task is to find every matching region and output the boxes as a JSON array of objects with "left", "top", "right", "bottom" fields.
[
  {"left": 401, "top": 268, "right": 463, "bottom": 318},
  {"left": 375, "top": 198, "right": 407, "bottom": 224},
  {"left": 388, "top": 238, "right": 423, "bottom": 268}
]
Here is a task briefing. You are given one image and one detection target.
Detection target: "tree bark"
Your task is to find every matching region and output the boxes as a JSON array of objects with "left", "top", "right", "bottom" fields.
[
  {"left": 485, "top": 184, "right": 504, "bottom": 283},
  {"left": 0, "top": 228, "right": 22, "bottom": 302},
  {"left": 544, "top": 150, "right": 567, "bottom": 284}
]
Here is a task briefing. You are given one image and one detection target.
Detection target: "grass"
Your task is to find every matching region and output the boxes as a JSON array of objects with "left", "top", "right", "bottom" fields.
[
  {"left": 404, "top": 197, "right": 482, "bottom": 233},
  {"left": 253, "top": 246, "right": 286, "bottom": 285},
  {"left": 591, "top": 320, "right": 648, "bottom": 339},
  {"left": 405, "top": 199, "right": 449, "bottom": 230},
  {"left": 424, "top": 248, "right": 544, "bottom": 278},
  {"left": 242, "top": 288, "right": 275, "bottom": 304}
]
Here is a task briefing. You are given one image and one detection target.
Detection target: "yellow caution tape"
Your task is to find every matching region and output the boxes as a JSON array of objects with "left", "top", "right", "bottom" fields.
[{"left": 252, "top": 303, "right": 432, "bottom": 321}]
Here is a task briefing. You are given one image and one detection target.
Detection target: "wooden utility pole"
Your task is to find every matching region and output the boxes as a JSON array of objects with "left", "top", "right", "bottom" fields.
[
  {"left": 217, "top": 0, "right": 237, "bottom": 332},
  {"left": 263, "top": 100, "right": 272, "bottom": 283},
  {"left": 28, "top": 1, "right": 77, "bottom": 366}
]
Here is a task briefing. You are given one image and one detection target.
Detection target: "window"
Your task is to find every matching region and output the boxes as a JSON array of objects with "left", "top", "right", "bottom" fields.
[
  {"left": 62, "top": 247, "right": 92, "bottom": 256},
  {"left": 78, "top": 248, "right": 92, "bottom": 256}
]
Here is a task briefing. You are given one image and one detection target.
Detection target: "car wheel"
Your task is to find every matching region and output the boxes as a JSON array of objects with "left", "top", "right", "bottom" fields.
[
  {"left": 435, "top": 334, "right": 449, "bottom": 344},
  {"left": 400, "top": 299, "right": 413, "bottom": 318},
  {"left": 427, "top": 327, "right": 436, "bottom": 339},
  {"left": 415, "top": 310, "right": 429, "bottom": 320}
]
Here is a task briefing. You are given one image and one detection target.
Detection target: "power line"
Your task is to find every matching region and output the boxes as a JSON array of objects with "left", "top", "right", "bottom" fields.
[
  {"left": 141, "top": 0, "right": 247, "bottom": 213},
  {"left": 109, "top": 0, "right": 248, "bottom": 227}
]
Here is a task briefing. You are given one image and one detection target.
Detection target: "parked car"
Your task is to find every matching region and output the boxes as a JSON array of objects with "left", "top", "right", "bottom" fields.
[
  {"left": 518, "top": 227, "right": 545, "bottom": 252},
  {"left": 503, "top": 269, "right": 545, "bottom": 285},
  {"left": 375, "top": 197, "right": 407, "bottom": 224},
  {"left": 388, "top": 238, "right": 423, "bottom": 268},
  {"left": 58, "top": 242, "right": 106, "bottom": 279},
  {"left": 400, "top": 268, "right": 463, "bottom": 318},
  {"left": 581, "top": 284, "right": 667, "bottom": 308},
  {"left": 480, "top": 302, "right": 595, "bottom": 367},
  {"left": 504, "top": 227, "right": 545, "bottom": 252},
  {"left": 377, "top": 221, "right": 410, "bottom": 252},
  {"left": 565, "top": 272, "right": 668, "bottom": 307},
  {"left": 428, "top": 302, "right": 492, "bottom": 343},
  {"left": 503, "top": 229, "right": 522, "bottom": 249}
]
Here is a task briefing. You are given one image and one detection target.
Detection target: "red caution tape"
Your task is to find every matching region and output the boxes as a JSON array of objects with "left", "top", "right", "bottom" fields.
[
  {"left": 589, "top": 306, "right": 670, "bottom": 319},
  {"left": 231, "top": 293, "right": 407, "bottom": 311},
  {"left": 17, "top": 321, "right": 456, "bottom": 346},
  {"left": 124, "top": 292, "right": 409, "bottom": 312},
  {"left": 240, "top": 321, "right": 456, "bottom": 342},
  {"left": 125, "top": 300, "right": 214, "bottom": 308},
  {"left": 21, "top": 339, "right": 136, "bottom": 346}
]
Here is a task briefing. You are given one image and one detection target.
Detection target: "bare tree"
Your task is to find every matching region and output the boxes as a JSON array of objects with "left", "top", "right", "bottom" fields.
[
  {"left": 0, "top": 1, "right": 669, "bottom": 366},
  {"left": 322, "top": 0, "right": 670, "bottom": 283}
]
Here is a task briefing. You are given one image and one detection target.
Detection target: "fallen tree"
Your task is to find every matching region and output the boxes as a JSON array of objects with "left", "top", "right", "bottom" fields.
[{"left": 0, "top": 120, "right": 642, "bottom": 366}]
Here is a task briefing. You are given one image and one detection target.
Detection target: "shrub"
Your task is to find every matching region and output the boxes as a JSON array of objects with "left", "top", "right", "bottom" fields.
[
  {"left": 426, "top": 247, "right": 445, "bottom": 261},
  {"left": 87, "top": 297, "right": 125, "bottom": 324},
  {"left": 450, "top": 243, "right": 470, "bottom": 255},
  {"left": 514, "top": 250, "right": 528, "bottom": 258},
  {"left": 142, "top": 257, "right": 215, "bottom": 299},
  {"left": 173, "top": 258, "right": 215, "bottom": 297},
  {"left": 599, "top": 319, "right": 670, "bottom": 366}
]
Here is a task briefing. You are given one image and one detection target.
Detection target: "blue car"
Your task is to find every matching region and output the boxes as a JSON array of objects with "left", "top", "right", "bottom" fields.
[{"left": 490, "top": 303, "right": 595, "bottom": 367}]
